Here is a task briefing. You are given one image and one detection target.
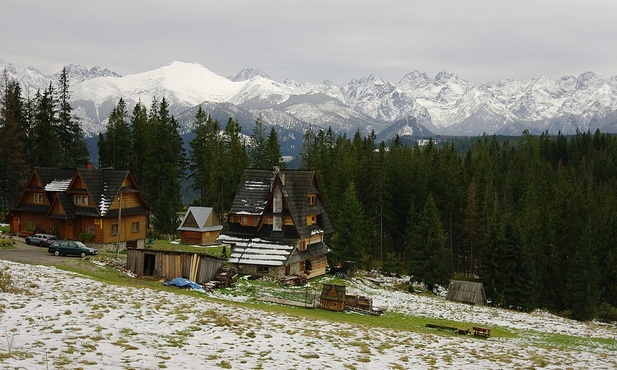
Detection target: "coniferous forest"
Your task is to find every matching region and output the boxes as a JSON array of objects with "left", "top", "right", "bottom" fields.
[{"left": 1, "top": 74, "right": 616, "bottom": 322}]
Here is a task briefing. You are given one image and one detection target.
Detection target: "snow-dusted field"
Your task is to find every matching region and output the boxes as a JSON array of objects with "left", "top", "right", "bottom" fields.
[{"left": 0, "top": 260, "right": 615, "bottom": 369}]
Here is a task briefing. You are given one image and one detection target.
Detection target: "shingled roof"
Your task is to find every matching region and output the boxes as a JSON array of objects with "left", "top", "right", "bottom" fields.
[
  {"left": 177, "top": 207, "right": 223, "bottom": 233},
  {"left": 20, "top": 167, "right": 148, "bottom": 217},
  {"left": 229, "top": 169, "right": 273, "bottom": 215},
  {"left": 228, "top": 168, "right": 333, "bottom": 239}
]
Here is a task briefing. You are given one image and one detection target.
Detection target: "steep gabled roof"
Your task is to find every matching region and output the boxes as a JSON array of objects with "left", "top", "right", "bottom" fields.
[
  {"left": 229, "top": 169, "right": 272, "bottom": 215},
  {"left": 177, "top": 207, "right": 223, "bottom": 233},
  {"left": 77, "top": 168, "right": 130, "bottom": 216},
  {"left": 228, "top": 168, "right": 333, "bottom": 239},
  {"left": 15, "top": 167, "right": 150, "bottom": 218},
  {"left": 278, "top": 170, "right": 333, "bottom": 239}
]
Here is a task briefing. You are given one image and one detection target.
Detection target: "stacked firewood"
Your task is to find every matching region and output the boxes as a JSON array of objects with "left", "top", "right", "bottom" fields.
[{"left": 213, "top": 266, "right": 238, "bottom": 288}]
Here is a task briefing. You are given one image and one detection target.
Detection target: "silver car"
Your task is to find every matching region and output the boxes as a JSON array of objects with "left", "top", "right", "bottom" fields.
[{"left": 25, "top": 233, "right": 58, "bottom": 247}]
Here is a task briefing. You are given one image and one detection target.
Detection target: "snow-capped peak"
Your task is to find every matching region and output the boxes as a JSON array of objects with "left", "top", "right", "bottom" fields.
[{"left": 230, "top": 67, "right": 271, "bottom": 82}]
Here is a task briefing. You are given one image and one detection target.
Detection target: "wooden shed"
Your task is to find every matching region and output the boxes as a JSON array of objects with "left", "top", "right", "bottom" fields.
[
  {"left": 126, "top": 249, "right": 226, "bottom": 285},
  {"left": 319, "top": 283, "right": 346, "bottom": 312},
  {"left": 177, "top": 207, "right": 223, "bottom": 245},
  {"left": 445, "top": 280, "right": 487, "bottom": 306}
]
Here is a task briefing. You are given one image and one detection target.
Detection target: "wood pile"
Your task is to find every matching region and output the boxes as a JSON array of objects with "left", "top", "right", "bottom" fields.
[
  {"left": 280, "top": 274, "right": 308, "bottom": 286},
  {"left": 344, "top": 294, "right": 383, "bottom": 315},
  {"left": 204, "top": 266, "right": 238, "bottom": 289}
]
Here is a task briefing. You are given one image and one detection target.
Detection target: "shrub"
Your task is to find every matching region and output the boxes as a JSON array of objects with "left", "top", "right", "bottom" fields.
[
  {"left": 596, "top": 303, "right": 617, "bottom": 323},
  {"left": 0, "top": 238, "right": 14, "bottom": 249},
  {"left": 79, "top": 232, "right": 95, "bottom": 242}
]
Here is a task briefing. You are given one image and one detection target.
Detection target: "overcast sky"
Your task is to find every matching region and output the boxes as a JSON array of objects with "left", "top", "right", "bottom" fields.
[{"left": 2, "top": 1, "right": 616, "bottom": 85}]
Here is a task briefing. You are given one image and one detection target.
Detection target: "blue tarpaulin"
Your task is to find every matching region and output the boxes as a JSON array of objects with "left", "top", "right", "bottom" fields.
[{"left": 163, "top": 277, "right": 204, "bottom": 291}]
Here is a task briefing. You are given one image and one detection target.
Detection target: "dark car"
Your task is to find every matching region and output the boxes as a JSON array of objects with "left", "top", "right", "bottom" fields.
[
  {"left": 25, "top": 233, "right": 58, "bottom": 247},
  {"left": 48, "top": 240, "right": 98, "bottom": 257}
]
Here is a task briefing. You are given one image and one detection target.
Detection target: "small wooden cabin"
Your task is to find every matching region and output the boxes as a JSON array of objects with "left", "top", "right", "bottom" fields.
[
  {"left": 126, "top": 249, "right": 226, "bottom": 284},
  {"left": 177, "top": 207, "right": 223, "bottom": 245},
  {"left": 319, "top": 283, "right": 346, "bottom": 312},
  {"left": 445, "top": 280, "right": 487, "bottom": 306}
]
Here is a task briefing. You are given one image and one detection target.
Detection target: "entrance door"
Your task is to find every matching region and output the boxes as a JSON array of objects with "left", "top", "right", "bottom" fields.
[{"left": 143, "top": 254, "right": 155, "bottom": 276}]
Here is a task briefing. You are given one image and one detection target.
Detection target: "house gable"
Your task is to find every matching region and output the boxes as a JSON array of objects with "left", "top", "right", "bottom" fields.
[
  {"left": 11, "top": 167, "right": 151, "bottom": 246},
  {"left": 221, "top": 167, "right": 333, "bottom": 279}
]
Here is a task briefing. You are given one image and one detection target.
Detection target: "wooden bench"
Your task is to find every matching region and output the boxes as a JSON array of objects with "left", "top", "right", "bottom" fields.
[{"left": 472, "top": 326, "right": 491, "bottom": 337}]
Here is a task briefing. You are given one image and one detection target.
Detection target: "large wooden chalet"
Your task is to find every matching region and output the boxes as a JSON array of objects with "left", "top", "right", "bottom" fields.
[
  {"left": 218, "top": 167, "right": 334, "bottom": 279},
  {"left": 10, "top": 166, "right": 151, "bottom": 250}
]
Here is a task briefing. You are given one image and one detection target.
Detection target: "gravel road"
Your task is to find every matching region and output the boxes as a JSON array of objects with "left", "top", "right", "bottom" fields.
[{"left": 0, "top": 236, "right": 76, "bottom": 265}]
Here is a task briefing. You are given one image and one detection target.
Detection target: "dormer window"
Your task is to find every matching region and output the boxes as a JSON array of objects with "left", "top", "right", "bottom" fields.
[
  {"left": 74, "top": 195, "right": 88, "bottom": 205},
  {"left": 308, "top": 194, "right": 316, "bottom": 205},
  {"left": 34, "top": 193, "right": 43, "bottom": 203},
  {"left": 306, "top": 214, "right": 317, "bottom": 226}
]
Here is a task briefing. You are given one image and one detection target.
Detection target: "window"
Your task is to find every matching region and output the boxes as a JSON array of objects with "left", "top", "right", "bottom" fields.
[
  {"left": 86, "top": 225, "right": 95, "bottom": 234},
  {"left": 74, "top": 195, "right": 88, "bottom": 205},
  {"left": 111, "top": 224, "right": 118, "bottom": 236},
  {"left": 308, "top": 194, "right": 316, "bottom": 205},
  {"left": 306, "top": 214, "right": 317, "bottom": 226},
  {"left": 131, "top": 221, "right": 140, "bottom": 233},
  {"left": 241, "top": 216, "right": 258, "bottom": 226},
  {"left": 299, "top": 240, "right": 307, "bottom": 251},
  {"left": 27, "top": 219, "right": 36, "bottom": 229},
  {"left": 34, "top": 193, "right": 43, "bottom": 203},
  {"left": 257, "top": 266, "right": 270, "bottom": 274}
]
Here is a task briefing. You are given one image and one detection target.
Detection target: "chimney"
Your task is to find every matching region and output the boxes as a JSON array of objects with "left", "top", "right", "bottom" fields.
[
  {"left": 272, "top": 166, "right": 285, "bottom": 186},
  {"left": 86, "top": 163, "right": 93, "bottom": 170}
]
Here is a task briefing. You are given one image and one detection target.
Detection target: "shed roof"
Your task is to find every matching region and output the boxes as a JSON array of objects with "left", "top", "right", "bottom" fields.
[
  {"left": 220, "top": 235, "right": 295, "bottom": 267},
  {"left": 177, "top": 206, "right": 223, "bottom": 233},
  {"left": 445, "top": 280, "right": 487, "bottom": 306}
]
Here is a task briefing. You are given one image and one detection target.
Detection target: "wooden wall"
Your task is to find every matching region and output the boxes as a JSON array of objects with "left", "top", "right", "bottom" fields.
[{"left": 126, "top": 249, "right": 225, "bottom": 284}]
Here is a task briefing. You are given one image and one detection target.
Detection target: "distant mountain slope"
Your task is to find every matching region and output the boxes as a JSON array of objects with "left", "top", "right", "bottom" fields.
[{"left": 3, "top": 59, "right": 617, "bottom": 153}]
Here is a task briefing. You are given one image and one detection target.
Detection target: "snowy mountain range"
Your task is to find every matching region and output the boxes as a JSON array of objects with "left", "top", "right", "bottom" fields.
[{"left": 3, "top": 59, "right": 617, "bottom": 152}]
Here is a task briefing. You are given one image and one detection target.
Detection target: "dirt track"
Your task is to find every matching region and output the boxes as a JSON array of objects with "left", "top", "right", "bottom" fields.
[{"left": 0, "top": 236, "right": 79, "bottom": 265}]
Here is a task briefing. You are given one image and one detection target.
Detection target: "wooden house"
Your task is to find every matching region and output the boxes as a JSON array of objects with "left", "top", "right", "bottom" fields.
[
  {"left": 218, "top": 167, "right": 333, "bottom": 279},
  {"left": 126, "top": 249, "right": 225, "bottom": 284},
  {"left": 177, "top": 207, "right": 223, "bottom": 245},
  {"left": 10, "top": 166, "right": 151, "bottom": 250},
  {"left": 445, "top": 280, "right": 487, "bottom": 306},
  {"left": 319, "top": 283, "right": 346, "bottom": 311}
]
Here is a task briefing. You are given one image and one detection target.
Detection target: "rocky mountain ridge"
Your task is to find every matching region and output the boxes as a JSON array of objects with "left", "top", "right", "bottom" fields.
[{"left": 2, "top": 59, "right": 617, "bottom": 146}]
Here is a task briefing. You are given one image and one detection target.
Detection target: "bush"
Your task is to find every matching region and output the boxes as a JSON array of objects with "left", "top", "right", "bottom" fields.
[
  {"left": 0, "top": 238, "right": 14, "bottom": 249},
  {"left": 596, "top": 303, "right": 617, "bottom": 323},
  {"left": 79, "top": 232, "right": 95, "bottom": 242},
  {"left": 0, "top": 267, "right": 21, "bottom": 294}
]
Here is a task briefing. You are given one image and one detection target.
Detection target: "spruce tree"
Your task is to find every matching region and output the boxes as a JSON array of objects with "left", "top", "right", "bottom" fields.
[
  {"left": 100, "top": 98, "right": 131, "bottom": 169},
  {"left": 265, "top": 126, "right": 283, "bottom": 168},
  {"left": 248, "top": 115, "right": 268, "bottom": 168},
  {"left": 30, "top": 84, "right": 61, "bottom": 166},
  {"left": 57, "top": 67, "right": 89, "bottom": 167},
  {"left": 407, "top": 195, "right": 452, "bottom": 292},
  {"left": 330, "top": 182, "right": 370, "bottom": 268},
  {"left": 129, "top": 101, "right": 149, "bottom": 185},
  {"left": 0, "top": 73, "right": 27, "bottom": 216},
  {"left": 220, "top": 117, "right": 248, "bottom": 214}
]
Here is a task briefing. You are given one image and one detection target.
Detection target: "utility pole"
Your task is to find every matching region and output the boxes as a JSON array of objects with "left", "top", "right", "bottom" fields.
[{"left": 115, "top": 192, "right": 122, "bottom": 259}]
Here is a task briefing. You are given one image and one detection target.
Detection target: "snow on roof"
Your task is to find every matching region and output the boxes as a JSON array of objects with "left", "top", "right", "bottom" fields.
[
  {"left": 219, "top": 234, "right": 294, "bottom": 266},
  {"left": 44, "top": 178, "right": 72, "bottom": 192},
  {"left": 99, "top": 195, "right": 110, "bottom": 214}
]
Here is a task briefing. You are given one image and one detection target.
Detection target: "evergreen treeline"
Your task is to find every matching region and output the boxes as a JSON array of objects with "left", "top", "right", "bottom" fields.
[
  {"left": 2, "top": 71, "right": 616, "bottom": 321},
  {"left": 300, "top": 127, "right": 617, "bottom": 321},
  {"left": 99, "top": 101, "right": 283, "bottom": 236},
  {"left": 0, "top": 69, "right": 89, "bottom": 215}
]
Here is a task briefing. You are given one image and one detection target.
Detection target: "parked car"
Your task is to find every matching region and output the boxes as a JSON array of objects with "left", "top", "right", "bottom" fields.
[
  {"left": 48, "top": 240, "right": 98, "bottom": 257},
  {"left": 25, "top": 233, "right": 58, "bottom": 247}
]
